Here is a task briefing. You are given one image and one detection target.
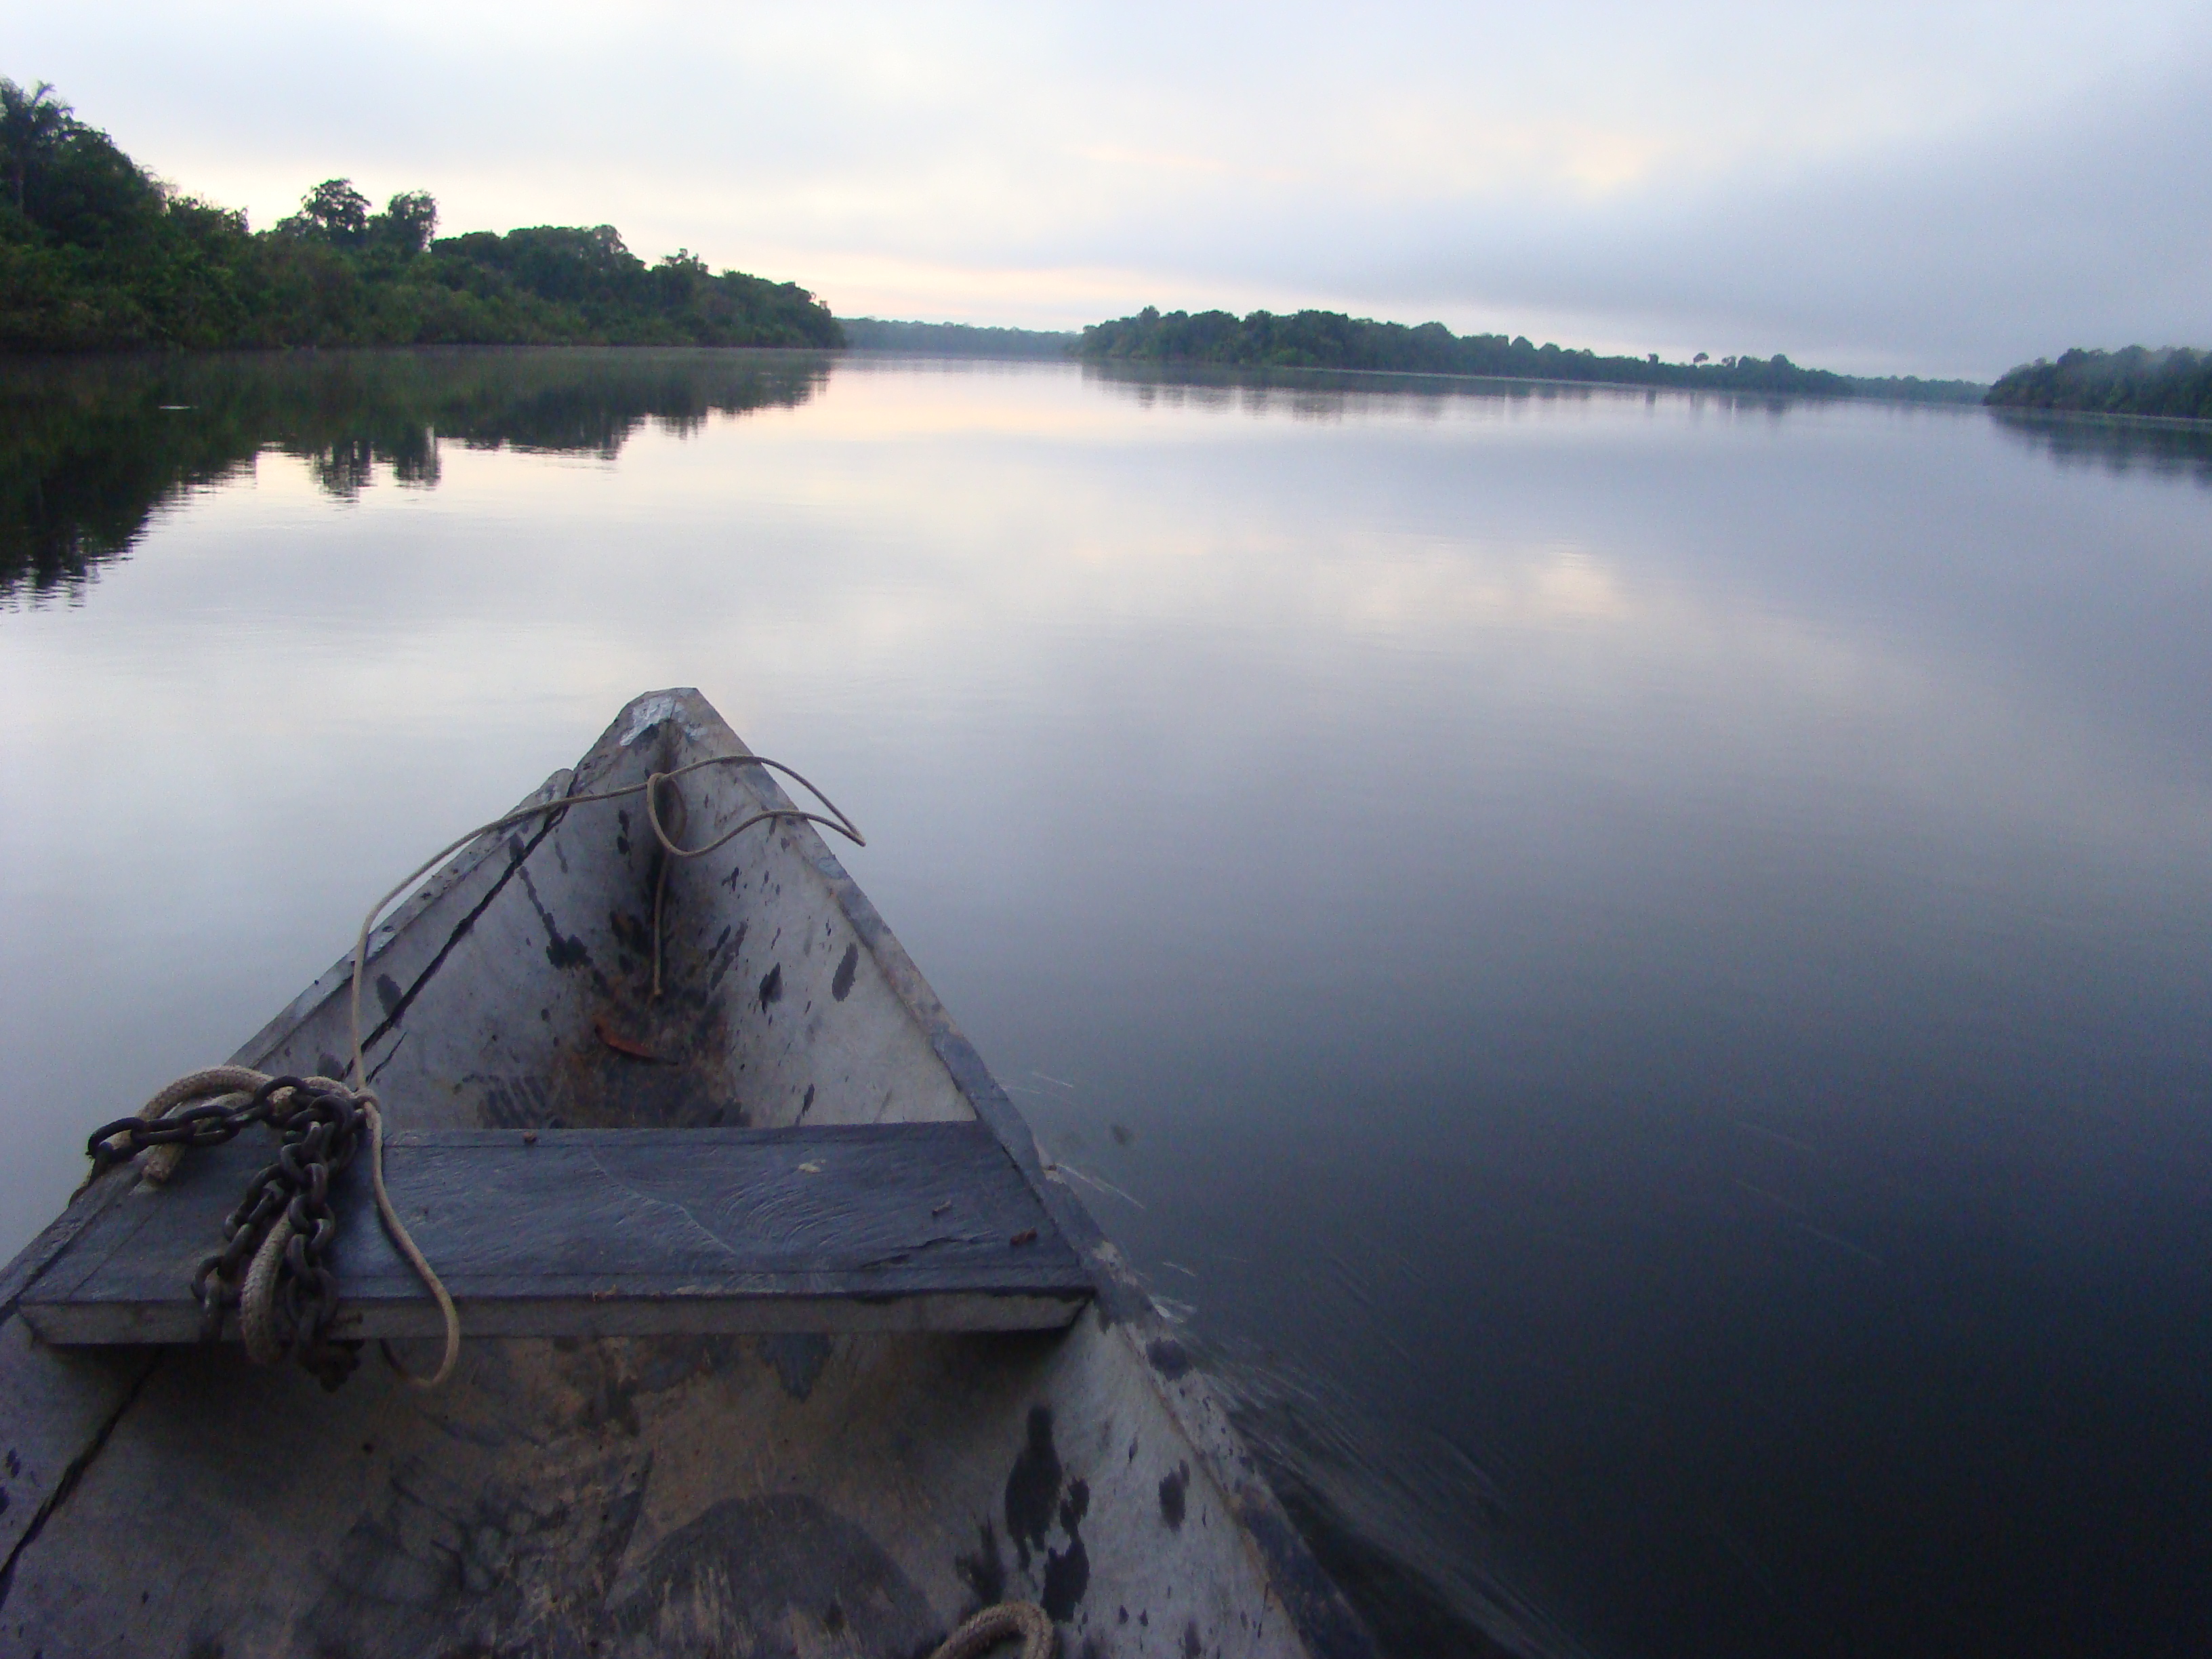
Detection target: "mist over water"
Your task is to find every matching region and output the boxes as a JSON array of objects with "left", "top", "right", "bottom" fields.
[{"left": 5, "top": 350, "right": 2209, "bottom": 1657}]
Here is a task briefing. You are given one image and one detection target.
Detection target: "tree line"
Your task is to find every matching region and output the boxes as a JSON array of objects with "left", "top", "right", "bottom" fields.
[
  {"left": 1985, "top": 348, "right": 2212, "bottom": 420},
  {"left": 838, "top": 318, "right": 1077, "bottom": 356},
  {"left": 0, "top": 79, "right": 842, "bottom": 352},
  {"left": 1078, "top": 307, "right": 1985, "bottom": 401}
]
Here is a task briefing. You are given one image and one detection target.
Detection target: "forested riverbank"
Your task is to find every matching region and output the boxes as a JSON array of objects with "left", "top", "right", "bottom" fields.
[
  {"left": 0, "top": 81, "right": 840, "bottom": 351},
  {"left": 838, "top": 318, "right": 1076, "bottom": 356},
  {"left": 3, "top": 75, "right": 2045, "bottom": 403},
  {"left": 1986, "top": 346, "right": 2212, "bottom": 419},
  {"left": 1078, "top": 306, "right": 1986, "bottom": 401}
]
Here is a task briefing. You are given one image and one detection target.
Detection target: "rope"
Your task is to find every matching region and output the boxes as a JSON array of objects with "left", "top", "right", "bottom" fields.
[
  {"left": 96, "top": 750, "right": 861, "bottom": 1393},
  {"left": 357, "top": 1091, "right": 460, "bottom": 1386},
  {"left": 99, "top": 1069, "right": 370, "bottom": 1378},
  {"left": 132, "top": 1067, "right": 267, "bottom": 1187},
  {"left": 346, "top": 752, "right": 863, "bottom": 1090},
  {"left": 927, "top": 1603, "right": 1055, "bottom": 1659},
  {"left": 335, "top": 751, "right": 861, "bottom": 1388},
  {"left": 239, "top": 1214, "right": 294, "bottom": 1366}
]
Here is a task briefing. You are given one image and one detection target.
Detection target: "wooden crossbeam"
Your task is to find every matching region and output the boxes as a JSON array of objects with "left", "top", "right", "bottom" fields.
[{"left": 20, "top": 1123, "right": 1092, "bottom": 1344}]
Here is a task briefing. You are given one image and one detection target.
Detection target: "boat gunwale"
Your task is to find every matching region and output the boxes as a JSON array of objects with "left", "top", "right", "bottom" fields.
[
  {"left": 0, "top": 687, "right": 1378, "bottom": 1659},
  {"left": 0, "top": 763, "right": 581, "bottom": 1320},
  {"left": 703, "top": 694, "right": 1377, "bottom": 1656}
]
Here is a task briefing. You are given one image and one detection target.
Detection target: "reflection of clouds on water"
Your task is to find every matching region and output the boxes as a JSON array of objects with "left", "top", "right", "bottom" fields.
[
  {"left": 1988, "top": 408, "right": 2212, "bottom": 486},
  {"left": 1328, "top": 542, "right": 1630, "bottom": 628},
  {"left": 9, "top": 354, "right": 2212, "bottom": 1658}
]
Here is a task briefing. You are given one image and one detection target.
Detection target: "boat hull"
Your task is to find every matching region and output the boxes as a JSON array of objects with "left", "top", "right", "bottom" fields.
[{"left": 0, "top": 689, "right": 1372, "bottom": 1658}]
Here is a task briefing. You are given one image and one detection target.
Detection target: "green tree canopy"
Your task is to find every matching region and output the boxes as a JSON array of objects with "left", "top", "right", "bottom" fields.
[
  {"left": 281, "top": 178, "right": 372, "bottom": 245},
  {"left": 1077, "top": 307, "right": 1982, "bottom": 401},
  {"left": 1985, "top": 346, "right": 2212, "bottom": 419},
  {"left": 0, "top": 79, "right": 68, "bottom": 214},
  {"left": 0, "top": 81, "right": 842, "bottom": 352},
  {"left": 371, "top": 189, "right": 436, "bottom": 255}
]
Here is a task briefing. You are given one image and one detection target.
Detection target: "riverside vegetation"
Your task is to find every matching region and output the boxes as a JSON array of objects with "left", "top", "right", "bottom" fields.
[
  {"left": 1985, "top": 347, "right": 2212, "bottom": 419},
  {"left": 0, "top": 80, "right": 840, "bottom": 350},
  {"left": 23, "top": 73, "right": 2177, "bottom": 416},
  {"left": 1077, "top": 306, "right": 1986, "bottom": 401},
  {"left": 838, "top": 318, "right": 1076, "bottom": 356}
]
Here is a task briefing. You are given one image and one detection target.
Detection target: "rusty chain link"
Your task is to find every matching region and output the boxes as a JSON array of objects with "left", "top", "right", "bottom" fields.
[
  {"left": 76, "top": 745, "right": 865, "bottom": 1397},
  {"left": 85, "top": 1075, "right": 368, "bottom": 1389}
]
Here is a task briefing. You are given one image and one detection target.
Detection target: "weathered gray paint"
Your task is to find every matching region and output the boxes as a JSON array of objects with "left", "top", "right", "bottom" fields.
[
  {"left": 0, "top": 689, "right": 1376, "bottom": 1659},
  {"left": 24, "top": 1124, "right": 1092, "bottom": 1343}
]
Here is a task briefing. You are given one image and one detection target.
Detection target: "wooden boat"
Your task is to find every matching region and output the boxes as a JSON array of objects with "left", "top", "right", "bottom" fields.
[{"left": 0, "top": 689, "right": 1373, "bottom": 1658}]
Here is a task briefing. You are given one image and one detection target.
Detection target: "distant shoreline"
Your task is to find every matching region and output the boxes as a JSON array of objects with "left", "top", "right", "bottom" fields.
[
  {"left": 1073, "top": 306, "right": 1988, "bottom": 404},
  {"left": 1985, "top": 347, "right": 2212, "bottom": 419},
  {"left": 0, "top": 337, "right": 1998, "bottom": 413},
  {"left": 835, "top": 317, "right": 1076, "bottom": 358},
  {"left": 24, "top": 77, "right": 2157, "bottom": 403}
]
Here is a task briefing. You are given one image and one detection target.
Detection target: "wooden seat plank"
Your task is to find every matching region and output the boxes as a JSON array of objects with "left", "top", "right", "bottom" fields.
[{"left": 20, "top": 1122, "right": 1093, "bottom": 1343}]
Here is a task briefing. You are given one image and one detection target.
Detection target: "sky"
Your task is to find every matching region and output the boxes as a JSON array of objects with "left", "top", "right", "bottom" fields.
[{"left": 9, "top": 1, "right": 2211, "bottom": 377}]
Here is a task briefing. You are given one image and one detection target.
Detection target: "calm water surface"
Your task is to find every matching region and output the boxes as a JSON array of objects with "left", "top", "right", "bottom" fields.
[{"left": 5, "top": 350, "right": 2211, "bottom": 1658}]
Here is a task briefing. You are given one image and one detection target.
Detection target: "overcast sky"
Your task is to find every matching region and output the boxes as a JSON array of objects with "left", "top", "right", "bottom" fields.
[{"left": 10, "top": 1, "right": 2209, "bottom": 376}]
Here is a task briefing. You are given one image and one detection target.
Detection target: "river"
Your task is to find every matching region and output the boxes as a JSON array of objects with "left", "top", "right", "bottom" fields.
[{"left": 4, "top": 348, "right": 2208, "bottom": 1657}]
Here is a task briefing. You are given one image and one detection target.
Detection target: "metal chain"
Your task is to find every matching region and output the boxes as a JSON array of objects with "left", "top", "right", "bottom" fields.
[
  {"left": 79, "top": 746, "right": 867, "bottom": 1397},
  {"left": 85, "top": 1075, "right": 368, "bottom": 1389}
]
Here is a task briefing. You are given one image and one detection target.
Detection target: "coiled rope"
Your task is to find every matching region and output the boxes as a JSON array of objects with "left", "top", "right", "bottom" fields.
[
  {"left": 926, "top": 1601, "right": 1054, "bottom": 1659},
  {"left": 105, "top": 751, "right": 863, "bottom": 1391}
]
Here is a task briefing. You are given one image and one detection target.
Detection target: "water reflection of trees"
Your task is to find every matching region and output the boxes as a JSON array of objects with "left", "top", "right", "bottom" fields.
[
  {"left": 1988, "top": 409, "right": 2212, "bottom": 487},
  {"left": 1080, "top": 358, "right": 1820, "bottom": 425},
  {"left": 0, "top": 348, "right": 832, "bottom": 606}
]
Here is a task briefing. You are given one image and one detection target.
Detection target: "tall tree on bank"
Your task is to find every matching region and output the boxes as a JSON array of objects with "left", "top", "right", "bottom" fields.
[
  {"left": 0, "top": 79, "right": 66, "bottom": 214},
  {"left": 276, "top": 180, "right": 437, "bottom": 254},
  {"left": 374, "top": 190, "right": 436, "bottom": 255},
  {"left": 280, "top": 178, "right": 373, "bottom": 246}
]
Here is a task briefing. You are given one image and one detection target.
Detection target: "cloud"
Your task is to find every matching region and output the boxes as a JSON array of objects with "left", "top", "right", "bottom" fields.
[
  {"left": 7, "top": 0, "right": 2209, "bottom": 371},
  {"left": 1345, "top": 50, "right": 2212, "bottom": 376}
]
